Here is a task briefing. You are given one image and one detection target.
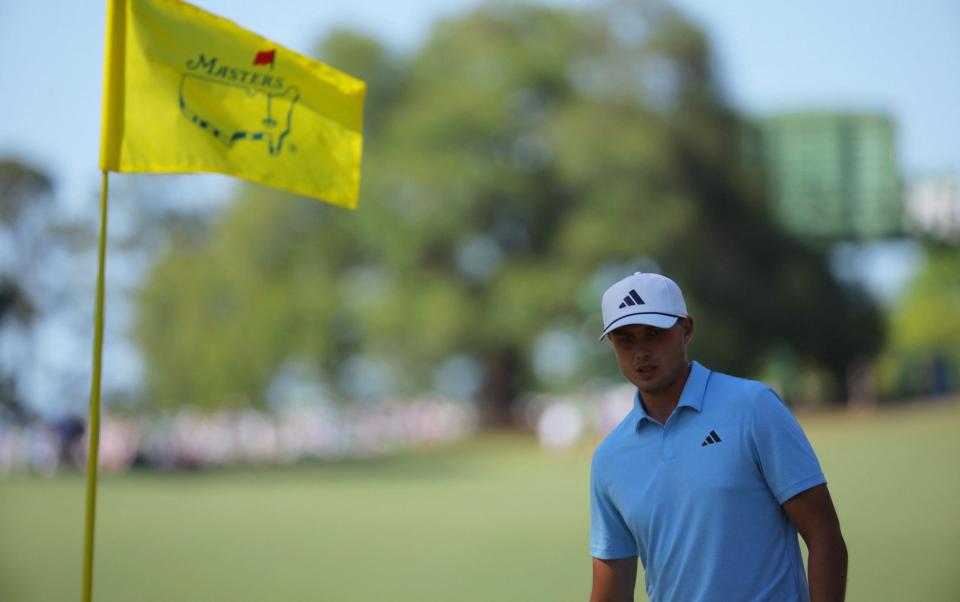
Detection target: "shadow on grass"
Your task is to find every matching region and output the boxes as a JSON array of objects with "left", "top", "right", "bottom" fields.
[{"left": 117, "top": 432, "right": 540, "bottom": 484}]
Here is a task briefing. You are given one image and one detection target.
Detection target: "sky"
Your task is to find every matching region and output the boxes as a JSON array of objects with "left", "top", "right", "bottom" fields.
[
  {"left": 1, "top": 0, "right": 958, "bottom": 415},
  {"left": 676, "top": 0, "right": 960, "bottom": 174},
  {"left": 1, "top": 0, "right": 958, "bottom": 209}
]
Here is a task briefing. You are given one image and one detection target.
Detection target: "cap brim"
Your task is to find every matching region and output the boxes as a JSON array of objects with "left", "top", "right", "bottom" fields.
[{"left": 599, "top": 313, "right": 680, "bottom": 340}]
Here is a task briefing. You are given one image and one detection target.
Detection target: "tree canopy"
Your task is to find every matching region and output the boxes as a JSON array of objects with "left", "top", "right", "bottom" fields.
[
  {"left": 0, "top": 159, "right": 54, "bottom": 420},
  {"left": 878, "top": 245, "right": 960, "bottom": 398},
  {"left": 135, "top": 1, "right": 884, "bottom": 422}
]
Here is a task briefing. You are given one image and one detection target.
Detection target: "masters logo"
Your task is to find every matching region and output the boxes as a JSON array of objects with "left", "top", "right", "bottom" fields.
[{"left": 179, "top": 49, "right": 299, "bottom": 155}]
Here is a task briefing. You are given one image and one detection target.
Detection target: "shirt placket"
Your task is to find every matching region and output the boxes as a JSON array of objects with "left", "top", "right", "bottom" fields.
[{"left": 661, "top": 412, "right": 679, "bottom": 461}]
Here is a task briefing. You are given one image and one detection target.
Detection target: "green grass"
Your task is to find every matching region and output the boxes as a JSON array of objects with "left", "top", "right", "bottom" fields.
[{"left": 1, "top": 401, "right": 958, "bottom": 601}]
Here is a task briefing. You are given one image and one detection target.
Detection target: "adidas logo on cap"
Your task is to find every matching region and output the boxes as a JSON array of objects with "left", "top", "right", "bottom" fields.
[
  {"left": 618, "top": 289, "right": 645, "bottom": 309},
  {"left": 599, "top": 272, "right": 688, "bottom": 339}
]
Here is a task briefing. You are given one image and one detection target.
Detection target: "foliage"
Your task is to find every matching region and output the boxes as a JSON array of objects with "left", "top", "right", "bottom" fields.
[
  {"left": 135, "top": 2, "right": 883, "bottom": 420},
  {"left": 878, "top": 245, "right": 960, "bottom": 398},
  {"left": 0, "top": 159, "right": 54, "bottom": 420}
]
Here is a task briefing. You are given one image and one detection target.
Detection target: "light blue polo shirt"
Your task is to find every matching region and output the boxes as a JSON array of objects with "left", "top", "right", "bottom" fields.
[{"left": 590, "top": 361, "right": 825, "bottom": 602}]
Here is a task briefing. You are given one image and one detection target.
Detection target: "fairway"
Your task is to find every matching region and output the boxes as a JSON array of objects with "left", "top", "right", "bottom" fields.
[{"left": 2, "top": 401, "right": 959, "bottom": 601}]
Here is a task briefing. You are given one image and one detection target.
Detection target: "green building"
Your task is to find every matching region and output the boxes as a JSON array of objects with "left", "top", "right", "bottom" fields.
[{"left": 745, "top": 112, "right": 903, "bottom": 240}]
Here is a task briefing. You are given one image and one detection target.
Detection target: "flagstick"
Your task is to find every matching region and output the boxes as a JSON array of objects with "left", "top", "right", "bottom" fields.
[{"left": 82, "top": 170, "right": 110, "bottom": 602}]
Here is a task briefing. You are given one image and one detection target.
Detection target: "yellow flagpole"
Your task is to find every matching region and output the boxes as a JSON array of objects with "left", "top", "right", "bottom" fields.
[{"left": 82, "top": 170, "right": 110, "bottom": 602}]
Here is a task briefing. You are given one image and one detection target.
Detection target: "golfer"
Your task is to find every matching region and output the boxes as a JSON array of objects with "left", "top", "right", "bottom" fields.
[{"left": 589, "top": 272, "right": 847, "bottom": 602}]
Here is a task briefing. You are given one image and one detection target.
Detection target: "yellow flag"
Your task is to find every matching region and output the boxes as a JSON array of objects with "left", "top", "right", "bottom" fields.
[{"left": 100, "top": 0, "right": 365, "bottom": 208}]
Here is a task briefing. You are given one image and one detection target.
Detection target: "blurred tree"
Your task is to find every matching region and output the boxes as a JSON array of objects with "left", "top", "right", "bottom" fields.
[
  {"left": 0, "top": 159, "right": 54, "bottom": 421},
  {"left": 878, "top": 246, "right": 960, "bottom": 398},
  {"left": 136, "top": 1, "right": 883, "bottom": 422}
]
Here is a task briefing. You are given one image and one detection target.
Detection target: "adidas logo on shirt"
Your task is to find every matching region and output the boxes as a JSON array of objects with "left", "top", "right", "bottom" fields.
[
  {"left": 618, "top": 289, "right": 645, "bottom": 309},
  {"left": 701, "top": 430, "right": 722, "bottom": 446}
]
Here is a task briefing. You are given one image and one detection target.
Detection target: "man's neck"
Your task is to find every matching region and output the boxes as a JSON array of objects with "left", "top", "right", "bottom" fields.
[{"left": 640, "top": 362, "right": 692, "bottom": 424}]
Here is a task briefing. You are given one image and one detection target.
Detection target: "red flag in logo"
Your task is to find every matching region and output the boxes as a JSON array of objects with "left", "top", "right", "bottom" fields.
[{"left": 253, "top": 49, "right": 275, "bottom": 66}]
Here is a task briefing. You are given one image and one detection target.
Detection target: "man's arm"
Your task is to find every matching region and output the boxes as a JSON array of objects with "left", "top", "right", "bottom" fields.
[
  {"left": 783, "top": 483, "right": 848, "bottom": 602},
  {"left": 590, "top": 557, "right": 637, "bottom": 602}
]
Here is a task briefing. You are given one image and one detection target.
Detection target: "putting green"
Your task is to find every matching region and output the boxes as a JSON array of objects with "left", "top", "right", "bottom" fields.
[{"left": 1, "top": 400, "right": 957, "bottom": 601}]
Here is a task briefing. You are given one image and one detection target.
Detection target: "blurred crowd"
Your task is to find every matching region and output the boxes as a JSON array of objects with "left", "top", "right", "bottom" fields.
[
  {"left": 0, "top": 398, "right": 476, "bottom": 474},
  {"left": 522, "top": 384, "right": 636, "bottom": 451}
]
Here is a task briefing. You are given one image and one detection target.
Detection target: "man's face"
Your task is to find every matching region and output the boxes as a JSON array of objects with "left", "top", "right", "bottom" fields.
[{"left": 608, "top": 318, "right": 693, "bottom": 395}]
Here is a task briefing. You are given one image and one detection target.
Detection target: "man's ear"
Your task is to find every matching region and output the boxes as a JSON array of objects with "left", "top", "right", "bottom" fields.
[{"left": 682, "top": 316, "right": 695, "bottom": 344}]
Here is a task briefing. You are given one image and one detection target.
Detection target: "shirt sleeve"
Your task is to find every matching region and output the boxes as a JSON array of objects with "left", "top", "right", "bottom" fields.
[
  {"left": 589, "top": 451, "right": 638, "bottom": 559},
  {"left": 748, "top": 388, "right": 826, "bottom": 505}
]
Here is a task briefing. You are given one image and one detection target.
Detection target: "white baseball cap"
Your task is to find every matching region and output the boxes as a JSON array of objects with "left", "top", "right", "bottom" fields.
[{"left": 599, "top": 272, "right": 688, "bottom": 339}]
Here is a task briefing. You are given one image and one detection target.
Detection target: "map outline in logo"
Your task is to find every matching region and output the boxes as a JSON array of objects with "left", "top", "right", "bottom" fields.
[{"left": 178, "top": 51, "right": 299, "bottom": 156}]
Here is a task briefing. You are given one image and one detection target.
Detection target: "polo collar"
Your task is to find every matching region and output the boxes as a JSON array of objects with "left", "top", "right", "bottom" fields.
[{"left": 633, "top": 361, "right": 711, "bottom": 425}]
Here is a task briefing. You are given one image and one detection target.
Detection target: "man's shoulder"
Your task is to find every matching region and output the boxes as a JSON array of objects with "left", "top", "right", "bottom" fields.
[
  {"left": 701, "top": 365, "right": 782, "bottom": 412},
  {"left": 592, "top": 407, "right": 638, "bottom": 466}
]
